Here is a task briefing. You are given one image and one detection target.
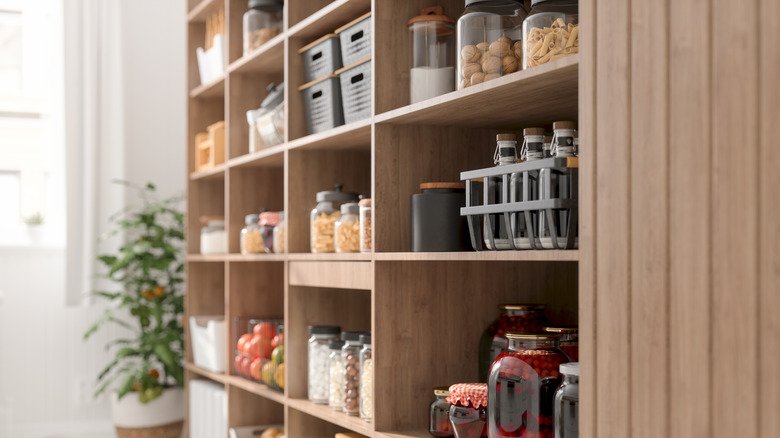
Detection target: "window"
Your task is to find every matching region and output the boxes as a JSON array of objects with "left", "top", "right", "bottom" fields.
[{"left": 0, "top": 9, "right": 22, "bottom": 94}]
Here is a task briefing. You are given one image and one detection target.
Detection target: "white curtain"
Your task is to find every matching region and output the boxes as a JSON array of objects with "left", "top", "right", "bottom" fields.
[{"left": 63, "top": 0, "right": 125, "bottom": 305}]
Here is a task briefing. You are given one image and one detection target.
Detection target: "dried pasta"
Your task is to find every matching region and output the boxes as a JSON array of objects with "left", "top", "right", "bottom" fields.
[{"left": 525, "top": 18, "right": 579, "bottom": 68}]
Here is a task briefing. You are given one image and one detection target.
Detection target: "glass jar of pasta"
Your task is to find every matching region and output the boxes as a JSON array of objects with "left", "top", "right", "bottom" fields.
[
  {"left": 311, "top": 185, "right": 359, "bottom": 253},
  {"left": 359, "top": 198, "right": 372, "bottom": 253},
  {"left": 273, "top": 212, "right": 286, "bottom": 253},
  {"left": 335, "top": 202, "right": 360, "bottom": 253},
  {"left": 522, "top": 0, "right": 579, "bottom": 69},
  {"left": 456, "top": 1, "right": 527, "bottom": 89},
  {"left": 240, "top": 214, "right": 264, "bottom": 254}
]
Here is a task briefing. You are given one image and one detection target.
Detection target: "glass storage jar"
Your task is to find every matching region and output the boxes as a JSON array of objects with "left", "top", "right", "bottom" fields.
[
  {"left": 335, "top": 202, "right": 360, "bottom": 253},
  {"left": 248, "top": 83, "right": 285, "bottom": 153},
  {"left": 240, "top": 214, "right": 264, "bottom": 254},
  {"left": 457, "top": 1, "right": 526, "bottom": 89},
  {"left": 201, "top": 217, "right": 227, "bottom": 254},
  {"left": 510, "top": 127, "right": 546, "bottom": 249},
  {"left": 488, "top": 333, "right": 569, "bottom": 438},
  {"left": 409, "top": 6, "right": 457, "bottom": 103},
  {"left": 484, "top": 134, "right": 518, "bottom": 250},
  {"left": 539, "top": 121, "right": 578, "bottom": 249},
  {"left": 446, "top": 383, "right": 488, "bottom": 438},
  {"left": 478, "top": 304, "right": 549, "bottom": 382},
  {"left": 311, "top": 184, "right": 359, "bottom": 253},
  {"left": 273, "top": 212, "right": 286, "bottom": 253},
  {"left": 359, "top": 333, "right": 373, "bottom": 422},
  {"left": 243, "top": 0, "right": 283, "bottom": 56},
  {"left": 430, "top": 387, "right": 454, "bottom": 437},
  {"left": 308, "top": 325, "right": 341, "bottom": 404},
  {"left": 522, "top": 0, "right": 579, "bottom": 69},
  {"left": 554, "top": 362, "right": 579, "bottom": 438},
  {"left": 258, "top": 211, "right": 281, "bottom": 253},
  {"left": 328, "top": 339, "right": 346, "bottom": 411},
  {"left": 359, "top": 198, "right": 372, "bottom": 253},
  {"left": 545, "top": 327, "right": 578, "bottom": 362},
  {"left": 342, "top": 331, "right": 369, "bottom": 416}
]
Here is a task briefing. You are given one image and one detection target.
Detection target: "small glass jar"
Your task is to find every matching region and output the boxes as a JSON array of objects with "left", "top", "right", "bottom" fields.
[
  {"left": 328, "top": 339, "right": 346, "bottom": 411},
  {"left": 359, "top": 198, "right": 372, "bottom": 253},
  {"left": 488, "top": 333, "right": 570, "bottom": 438},
  {"left": 273, "top": 212, "right": 286, "bottom": 254},
  {"left": 478, "top": 304, "right": 549, "bottom": 382},
  {"left": 342, "top": 331, "right": 369, "bottom": 416},
  {"left": 554, "top": 363, "right": 579, "bottom": 438},
  {"left": 243, "top": 0, "right": 283, "bottom": 56},
  {"left": 545, "top": 327, "right": 578, "bottom": 362},
  {"left": 256, "top": 83, "right": 285, "bottom": 148},
  {"left": 259, "top": 211, "right": 281, "bottom": 253},
  {"left": 200, "top": 217, "right": 227, "bottom": 254},
  {"left": 311, "top": 184, "right": 359, "bottom": 253},
  {"left": 510, "top": 127, "right": 546, "bottom": 250},
  {"left": 240, "top": 214, "right": 264, "bottom": 254},
  {"left": 430, "top": 387, "right": 454, "bottom": 437},
  {"left": 446, "top": 383, "right": 488, "bottom": 438},
  {"left": 523, "top": 0, "right": 579, "bottom": 69},
  {"left": 359, "top": 334, "right": 373, "bottom": 422},
  {"left": 409, "top": 6, "right": 457, "bottom": 104},
  {"left": 335, "top": 202, "right": 360, "bottom": 253},
  {"left": 308, "top": 325, "right": 341, "bottom": 404},
  {"left": 457, "top": 1, "right": 527, "bottom": 89},
  {"left": 540, "top": 121, "right": 578, "bottom": 249}
]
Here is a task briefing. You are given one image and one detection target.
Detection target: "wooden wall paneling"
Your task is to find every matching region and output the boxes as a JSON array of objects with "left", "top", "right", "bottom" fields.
[
  {"left": 594, "top": 0, "right": 631, "bottom": 437},
  {"left": 577, "top": 0, "right": 596, "bottom": 436},
  {"left": 286, "top": 406, "right": 348, "bottom": 438},
  {"left": 759, "top": 0, "right": 780, "bottom": 434},
  {"left": 227, "top": 384, "right": 285, "bottom": 429},
  {"left": 227, "top": 0, "right": 247, "bottom": 64},
  {"left": 227, "top": 72, "right": 285, "bottom": 159},
  {"left": 285, "top": 36, "right": 309, "bottom": 142},
  {"left": 711, "top": 0, "right": 760, "bottom": 436},
  {"left": 286, "top": 149, "right": 372, "bottom": 253},
  {"left": 372, "top": 125, "right": 494, "bottom": 253},
  {"left": 286, "top": 286, "right": 372, "bottom": 400},
  {"left": 373, "top": 261, "right": 578, "bottom": 433},
  {"left": 287, "top": 0, "right": 337, "bottom": 29},
  {"left": 669, "top": 0, "right": 712, "bottom": 436},
  {"left": 629, "top": 0, "right": 669, "bottom": 436},
  {"left": 187, "top": 178, "right": 226, "bottom": 253},
  {"left": 372, "top": 0, "right": 464, "bottom": 114},
  {"left": 226, "top": 167, "right": 285, "bottom": 253}
]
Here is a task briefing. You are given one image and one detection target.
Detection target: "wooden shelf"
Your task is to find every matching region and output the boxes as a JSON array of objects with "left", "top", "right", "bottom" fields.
[
  {"left": 187, "top": 0, "right": 222, "bottom": 23},
  {"left": 186, "top": 253, "right": 228, "bottom": 262},
  {"left": 288, "top": 0, "right": 372, "bottom": 40},
  {"left": 287, "top": 119, "right": 372, "bottom": 152},
  {"left": 375, "top": 55, "right": 579, "bottom": 128},
  {"left": 185, "top": 362, "right": 230, "bottom": 384},
  {"left": 189, "top": 74, "right": 225, "bottom": 99},
  {"left": 226, "top": 375, "right": 286, "bottom": 405},
  {"left": 227, "top": 34, "right": 285, "bottom": 76},
  {"left": 286, "top": 253, "right": 372, "bottom": 261},
  {"left": 228, "top": 144, "right": 285, "bottom": 169},
  {"left": 225, "top": 253, "right": 287, "bottom": 262},
  {"left": 373, "top": 251, "right": 579, "bottom": 262},
  {"left": 287, "top": 398, "right": 375, "bottom": 437},
  {"left": 189, "top": 163, "right": 226, "bottom": 181}
]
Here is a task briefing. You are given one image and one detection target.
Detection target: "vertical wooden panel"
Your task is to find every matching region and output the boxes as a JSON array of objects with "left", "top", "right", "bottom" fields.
[
  {"left": 712, "top": 0, "right": 759, "bottom": 436},
  {"left": 629, "top": 0, "right": 669, "bottom": 436},
  {"left": 669, "top": 0, "right": 713, "bottom": 436},
  {"left": 759, "top": 0, "right": 780, "bottom": 435},
  {"left": 595, "top": 0, "right": 631, "bottom": 436},
  {"left": 577, "top": 0, "right": 596, "bottom": 435}
]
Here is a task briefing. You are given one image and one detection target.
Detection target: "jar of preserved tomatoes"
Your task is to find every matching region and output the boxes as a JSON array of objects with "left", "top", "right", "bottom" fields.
[
  {"left": 446, "top": 383, "right": 488, "bottom": 438},
  {"left": 488, "top": 332, "right": 569, "bottom": 438},
  {"left": 430, "top": 387, "right": 454, "bottom": 437},
  {"left": 544, "top": 326, "right": 578, "bottom": 362},
  {"left": 478, "top": 304, "right": 550, "bottom": 382}
]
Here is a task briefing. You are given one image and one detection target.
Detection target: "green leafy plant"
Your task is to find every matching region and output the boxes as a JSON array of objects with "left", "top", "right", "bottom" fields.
[
  {"left": 84, "top": 181, "right": 185, "bottom": 403},
  {"left": 23, "top": 212, "right": 44, "bottom": 225}
]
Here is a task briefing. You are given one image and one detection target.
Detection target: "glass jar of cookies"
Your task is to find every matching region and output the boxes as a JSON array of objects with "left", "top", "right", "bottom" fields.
[
  {"left": 311, "top": 184, "right": 359, "bottom": 253},
  {"left": 456, "top": 0, "right": 527, "bottom": 89},
  {"left": 243, "top": 0, "right": 283, "bottom": 56},
  {"left": 522, "top": 0, "right": 579, "bottom": 69}
]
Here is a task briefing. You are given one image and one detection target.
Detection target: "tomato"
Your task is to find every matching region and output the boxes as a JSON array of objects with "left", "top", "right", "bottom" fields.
[
  {"left": 237, "top": 334, "right": 252, "bottom": 354},
  {"left": 254, "top": 322, "right": 275, "bottom": 339},
  {"left": 234, "top": 355, "right": 243, "bottom": 375},
  {"left": 240, "top": 356, "right": 251, "bottom": 378},
  {"left": 250, "top": 358, "right": 262, "bottom": 381},
  {"left": 249, "top": 335, "right": 261, "bottom": 359},
  {"left": 271, "top": 334, "right": 282, "bottom": 349}
]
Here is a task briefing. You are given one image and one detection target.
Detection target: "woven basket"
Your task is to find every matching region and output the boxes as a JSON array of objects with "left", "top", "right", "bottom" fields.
[{"left": 115, "top": 420, "right": 183, "bottom": 438}]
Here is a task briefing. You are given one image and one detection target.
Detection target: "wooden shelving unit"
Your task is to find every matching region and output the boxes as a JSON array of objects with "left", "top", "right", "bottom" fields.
[{"left": 185, "top": 1, "right": 581, "bottom": 437}]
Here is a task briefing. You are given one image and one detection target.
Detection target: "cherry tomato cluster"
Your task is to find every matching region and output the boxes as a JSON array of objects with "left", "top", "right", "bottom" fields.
[
  {"left": 560, "top": 344, "right": 578, "bottom": 362},
  {"left": 493, "top": 312, "right": 550, "bottom": 337}
]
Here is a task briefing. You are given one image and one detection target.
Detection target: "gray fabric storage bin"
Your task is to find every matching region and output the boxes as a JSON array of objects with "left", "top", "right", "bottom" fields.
[
  {"left": 336, "top": 12, "right": 372, "bottom": 67},
  {"left": 336, "top": 57, "right": 372, "bottom": 125},
  {"left": 299, "top": 34, "right": 343, "bottom": 83},
  {"left": 299, "top": 74, "right": 345, "bottom": 135}
]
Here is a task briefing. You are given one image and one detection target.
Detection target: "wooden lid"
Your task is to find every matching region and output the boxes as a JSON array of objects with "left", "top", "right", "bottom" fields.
[
  {"left": 200, "top": 215, "right": 224, "bottom": 224},
  {"left": 420, "top": 182, "right": 465, "bottom": 190},
  {"left": 334, "top": 56, "right": 371, "bottom": 75},
  {"left": 297, "top": 73, "right": 339, "bottom": 91},
  {"left": 497, "top": 133, "right": 517, "bottom": 141},
  {"left": 358, "top": 198, "right": 372, "bottom": 207},
  {"left": 553, "top": 121, "right": 577, "bottom": 130},
  {"left": 523, "top": 127, "right": 546, "bottom": 136},
  {"left": 408, "top": 6, "right": 455, "bottom": 26},
  {"left": 297, "top": 33, "right": 338, "bottom": 54}
]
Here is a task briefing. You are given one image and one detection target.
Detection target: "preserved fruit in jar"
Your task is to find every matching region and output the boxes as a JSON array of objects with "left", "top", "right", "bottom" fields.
[
  {"left": 430, "top": 387, "right": 454, "bottom": 437},
  {"left": 447, "top": 383, "right": 489, "bottom": 438}
]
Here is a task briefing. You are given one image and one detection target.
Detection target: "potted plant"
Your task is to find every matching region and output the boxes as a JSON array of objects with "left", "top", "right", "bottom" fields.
[
  {"left": 23, "top": 212, "right": 45, "bottom": 243},
  {"left": 84, "top": 182, "right": 186, "bottom": 438}
]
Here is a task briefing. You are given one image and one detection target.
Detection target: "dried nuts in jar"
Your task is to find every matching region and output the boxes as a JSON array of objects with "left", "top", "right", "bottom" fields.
[{"left": 460, "top": 35, "right": 523, "bottom": 88}]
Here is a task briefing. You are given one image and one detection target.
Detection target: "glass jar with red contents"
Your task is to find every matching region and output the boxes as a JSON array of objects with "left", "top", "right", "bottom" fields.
[
  {"left": 430, "top": 387, "right": 454, "bottom": 437},
  {"left": 478, "top": 304, "right": 550, "bottom": 382},
  {"left": 544, "top": 327, "right": 578, "bottom": 362},
  {"left": 487, "top": 333, "right": 569, "bottom": 438},
  {"left": 447, "top": 383, "right": 489, "bottom": 438}
]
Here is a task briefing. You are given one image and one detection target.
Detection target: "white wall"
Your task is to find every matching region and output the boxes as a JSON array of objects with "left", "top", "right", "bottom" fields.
[{"left": 0, "top": 1, "right": 185, "bottom": 437}]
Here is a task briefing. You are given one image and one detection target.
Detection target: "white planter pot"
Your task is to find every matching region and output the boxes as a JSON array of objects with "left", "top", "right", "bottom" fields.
[{"left": 112, "top": 387, "right": 184, "bottom": 432}]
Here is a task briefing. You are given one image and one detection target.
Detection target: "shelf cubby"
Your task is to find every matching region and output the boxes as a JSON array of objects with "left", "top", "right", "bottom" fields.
[
  {"left": 186, "top": 178, "right": 225, "bottom": 254},
  {"left": 227, "top": 384, "right": 285, "bottom": 429},
  {"left": 227, "top": 70, "right": 284, "bottom": 160},
  {"left": 226, "top": 166, "right": 284, "bottom": 253}
]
